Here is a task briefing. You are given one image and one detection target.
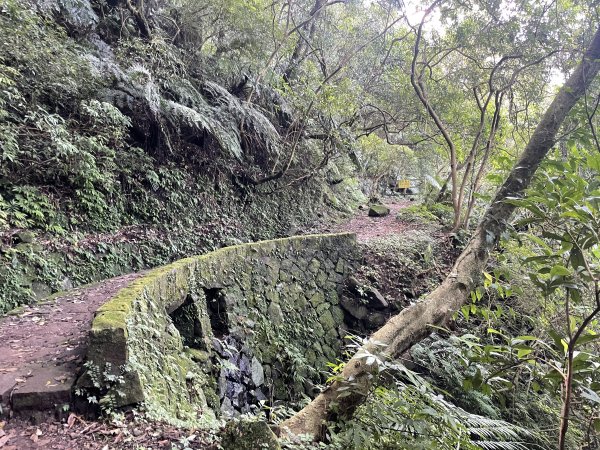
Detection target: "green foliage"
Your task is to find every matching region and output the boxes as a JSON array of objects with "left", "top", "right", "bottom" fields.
[
  {"left": 0, "top": 0, "right": 363, "bottom": 314},
  {"left": 329, "top": 346, "right": 545, "bottom": 450},
  {"left": 427, "top": 203, "right": 454, "bottom": 224},
  {"left": 442, "top": 150, "right": 600, "bottom": 449},
  {"left": 412, "top": 336, "right": 499, "bottom": 418},
  {"left": 396, "top": 203, "right": 452, "bottom": 226},
  {"left": 1, "top": 0, "right": 599, "bottom": 446},
  {"left": 75, "top": 361, "right": 126, "bottom": 416},
  {"left": 396, "top": 204, "right": 437, "bottom": 224}
]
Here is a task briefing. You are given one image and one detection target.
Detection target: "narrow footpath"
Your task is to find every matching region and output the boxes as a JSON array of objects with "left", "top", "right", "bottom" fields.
[
  {"left": 329, "top": 199, "right": 413, "bottom": 242},
  {"left": 0, "top": 198, "right": 413, "bottom": 449},
  {"left": 0, "top": 274, "right": 141, "bottom": 419}
]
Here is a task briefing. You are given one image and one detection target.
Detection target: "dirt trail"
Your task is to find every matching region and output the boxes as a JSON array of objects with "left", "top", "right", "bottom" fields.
[
  {"left": 0, "top": 273, "right": 142, "bottom": 421},
  {"left": 329, "top": 199, "right": 414, "bottom": 242}
]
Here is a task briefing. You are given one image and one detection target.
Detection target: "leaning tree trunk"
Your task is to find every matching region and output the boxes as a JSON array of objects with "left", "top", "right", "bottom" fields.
[{"left": 279, "top": 25, "right": 600, "bottom": 441}]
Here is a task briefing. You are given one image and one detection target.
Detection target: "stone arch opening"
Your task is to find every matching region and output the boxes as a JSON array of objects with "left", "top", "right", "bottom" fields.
[
  {"left": 169, "top": 293, "right": 207, "bottom": 350},
  {"left": 205, "top": 287, "right": 228, "bottom": 338}
]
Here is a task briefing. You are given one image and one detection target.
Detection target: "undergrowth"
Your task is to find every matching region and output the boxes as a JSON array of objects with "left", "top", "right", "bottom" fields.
[{"left": 0, "top": 0, "right": 360, "bottom": 314}]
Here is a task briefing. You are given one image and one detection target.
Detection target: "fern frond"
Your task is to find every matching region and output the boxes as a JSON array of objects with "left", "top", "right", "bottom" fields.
[
  {"left": 476, "top": 441, "right": 531, "bottom": 450},
  {"left": 203, "top": 81, "right": 282, "bottom": 155},
  {"left": 448, "top": 401, "right": 549, "bottom": 450}
]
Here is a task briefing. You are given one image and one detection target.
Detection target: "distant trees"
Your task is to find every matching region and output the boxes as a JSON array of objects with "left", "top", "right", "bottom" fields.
[
  {"left": 357, "top": 133, "right": 424, "bottom": 198},
  {"left": 404, "top": 0, "right": 571, "bottom": 229},
  {"left": 280, "top": 22, "right": 600, "bottom": 442}
]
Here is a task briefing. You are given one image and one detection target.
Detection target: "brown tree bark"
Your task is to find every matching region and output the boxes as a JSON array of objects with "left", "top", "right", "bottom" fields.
[
  {"left": 126, "top": 0, "right": 152, "bottom": 39},
  {"left": 279, "top": 25, "right": 600, "bottom": 441},
  {"left": 464, "top": 92, "right": 504, "bottom": 228},
  {"left": 409, "top": 1, "right": 461, "bottom": 228},
  {"left": 283, "top": 0, "right": 328, "bottom": 83}
]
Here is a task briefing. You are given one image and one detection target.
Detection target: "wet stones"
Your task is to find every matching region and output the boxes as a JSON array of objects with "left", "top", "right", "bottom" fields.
[
  {"left": 346, "top": 276, "right": 389, "bottom": 310},
  {"left": 214, "top": 336, "right": 267, "bottom": 416},
  {"left": 340, "top": 276, "right": 393, "bottom": 332}
]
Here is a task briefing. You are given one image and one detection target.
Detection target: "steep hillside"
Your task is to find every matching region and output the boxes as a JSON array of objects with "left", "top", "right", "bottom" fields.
[
  {"left": 0, "top": 0, "right": 362, "bottom": 313},
  {"left": 2, "top": 2, "right": 600, "bottom": 449}
]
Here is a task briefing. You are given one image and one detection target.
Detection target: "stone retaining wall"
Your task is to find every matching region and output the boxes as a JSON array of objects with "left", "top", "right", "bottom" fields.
[{"left": 81, "top": 233, "right": 360, "bottom": 426}]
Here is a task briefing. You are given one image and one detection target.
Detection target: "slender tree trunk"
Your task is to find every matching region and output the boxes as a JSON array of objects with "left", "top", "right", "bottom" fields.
[
  {"left": 279, "top": 25, "right": 600, "bottom": 441},
  {"left": 464, "top": 92, "right": 504, "bottom": 228},
  {"left": 283, "top": 0, "right": 327, "bottom": 83},
  {"left": 559, "top": 350, "right": 574, "bottom": 450},
  {"left": 125, "top": 0, "right": 152, "bottom": 39},
  {"left": 408, "top": 1, "right": 460, "bottom": 228},
  {"left": 559, "top": 284, "right": 600, "bottom": 449},
  {"left": 454, "top": 90, "right": 493, "bottom": 229}
]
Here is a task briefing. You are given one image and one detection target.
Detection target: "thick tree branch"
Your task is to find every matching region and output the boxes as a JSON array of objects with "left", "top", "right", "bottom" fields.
[{"left": 279, "top": 24, "right": 600, "bottom": 442}]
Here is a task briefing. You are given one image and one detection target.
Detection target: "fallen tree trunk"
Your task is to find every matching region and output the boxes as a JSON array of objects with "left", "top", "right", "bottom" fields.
[{"left": 279, "top": 25, "right": 600, "bottom": 440}]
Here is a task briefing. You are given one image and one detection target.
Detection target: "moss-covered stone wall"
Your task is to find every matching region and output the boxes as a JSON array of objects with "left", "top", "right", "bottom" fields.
[{"left": 82, "top": 233, "right": 360, "bottom": 426}]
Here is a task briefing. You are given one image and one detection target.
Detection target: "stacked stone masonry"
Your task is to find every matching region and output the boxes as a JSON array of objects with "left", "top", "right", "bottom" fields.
[{"left": 82, "top": 233, "right": 360, "bottom": 426}]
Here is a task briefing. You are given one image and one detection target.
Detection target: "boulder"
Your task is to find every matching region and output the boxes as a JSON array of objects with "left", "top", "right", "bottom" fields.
[
  {"left": 368, "top": 204, "right": 390, "bottom": 217},
  {"left": 251, "top": 357, "right": 264, "bottom": 387},
  {"left": 267, "top": 303, "right": 283, "bottom": 325},
  {"left": 340, "top": 296, "right": 368, "bottom": 320},
  {"left": 364, "top": 286, "right": 388, "bottom": 310},
  {"left": 16, "top": 231, "right": 35, "bottom": 243},
  {"left": 35, "top": 0, "right": 99, "bottom": 31},
  {"left": 346, "top": 276, "right": 389, "bottom": 310}
]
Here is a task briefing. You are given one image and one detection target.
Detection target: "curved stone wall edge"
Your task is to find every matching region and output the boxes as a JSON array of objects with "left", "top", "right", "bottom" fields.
[{"left": 82, "top": 232, "right": 359, "bottom": 424}]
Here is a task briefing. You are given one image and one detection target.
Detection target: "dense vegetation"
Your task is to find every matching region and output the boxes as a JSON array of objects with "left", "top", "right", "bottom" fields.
[{"left": 1, "top": 0, "right": 600, "bottom": 448}]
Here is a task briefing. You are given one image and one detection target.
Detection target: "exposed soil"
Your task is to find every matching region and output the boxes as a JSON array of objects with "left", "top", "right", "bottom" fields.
[
  {"left": 330, "top": 199, "right": 416, "bottom": 242},
  {"left": 324, "top": 198, "right": 456, "bottom": 309},
  {"left": 355, "top": 229, "right": 456, "bottom": 310},
  {"left": 313, "top": 198, "right": 416, "bottom": 242},
  {"left": 0, "top": 412, "right": 218, "bottom": 449}
]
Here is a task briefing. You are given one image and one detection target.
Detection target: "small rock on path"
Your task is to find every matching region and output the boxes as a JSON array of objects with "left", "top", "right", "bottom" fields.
[{"left": 330, "top": 199, "right": 414, "bottom": 242}]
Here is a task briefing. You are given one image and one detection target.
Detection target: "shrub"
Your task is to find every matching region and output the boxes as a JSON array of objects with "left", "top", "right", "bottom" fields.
[
  {"left": 396, "top": 204, "right": 438, "bottom": 224},
  {"left": 396, "top": 203, "right": 454, "bottom": 226},
  {"left": 427, "top": 203, "right": 454, "bottom": 223}
]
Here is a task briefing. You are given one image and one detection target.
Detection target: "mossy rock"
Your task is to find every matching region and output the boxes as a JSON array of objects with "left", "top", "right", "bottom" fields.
[
  {"left": 396, "top": 204, "right": 443, "bottom": 224},
  {"left": 368, "top": 204, "right": 390, "bottom": 217},
  {"left": 221, "top": 419, "right": 281, "bottom": 450},
  {"left": 16, "top": 231, "right": 36, "bottom": 243}
]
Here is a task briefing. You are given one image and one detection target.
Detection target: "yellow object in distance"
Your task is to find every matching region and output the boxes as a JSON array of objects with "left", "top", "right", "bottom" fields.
[{"left": 397, "top": 179, "right": 410, "bottom": 189}]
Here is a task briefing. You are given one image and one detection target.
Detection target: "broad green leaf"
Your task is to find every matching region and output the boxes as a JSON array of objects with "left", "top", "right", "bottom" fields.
[
  {"left": 550, "top": 265, "right": 571, "bottom": 277},
  {"left": 517, "top": 348, "right": 533, "bottom": 358},
  {"left": 575, "top": 333, "right": 600, "bottom": 347}
]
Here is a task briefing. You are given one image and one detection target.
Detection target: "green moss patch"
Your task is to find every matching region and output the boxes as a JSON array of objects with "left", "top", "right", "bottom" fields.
[{"left": 84, "top": 233, "right": 360, "bottom": 426}]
